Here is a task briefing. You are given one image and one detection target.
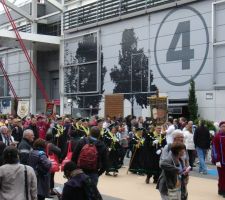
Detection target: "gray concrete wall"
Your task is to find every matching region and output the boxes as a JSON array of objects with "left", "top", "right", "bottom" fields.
[
  {"left": 36, "top": 50, "right": 59, "bottom": 112},
  {"left": 61, "top": 0, "right": 225, "bottom": 120}
]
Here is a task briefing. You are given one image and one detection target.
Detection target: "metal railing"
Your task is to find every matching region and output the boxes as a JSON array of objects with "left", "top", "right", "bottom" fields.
[{"left": 64, "top": 0, "right": 177, "bottom": 30}]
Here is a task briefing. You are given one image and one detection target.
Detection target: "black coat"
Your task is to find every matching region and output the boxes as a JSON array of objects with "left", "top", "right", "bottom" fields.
[
  {"left": 46, "top": 142, "right": 61, "bottom": 158},
  {"left": 194, "top": 126, "right": 210, "bottom": 149},
  {"left": 102, "top": 131, "right": 122, "bottom": 172},
  {"left": 72, "top": 137, "right": 108, "bottom": 176},
  {"left": 62, "top": 170, "right": 102, "bottom": 200},
  {"left": 11, "top": 126, "right": 23, "bottom": 143},
  {"left": 129, "top": 135, "right": 145, "bottom": 173},
  {"left": 143, "top": 132, "right": 167, "bottom": 173},
  {"left": 28, "top": 149, "right": 51, "bottom": 197},
  {"left": 18, "top": 138, "right": 33, "bottom": 165},
  {"left": 0, "top": 142, "right": 6, "bottom": 166}
]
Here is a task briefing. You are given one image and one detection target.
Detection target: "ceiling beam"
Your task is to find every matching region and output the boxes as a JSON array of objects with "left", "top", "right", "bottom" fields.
[
  {"left": 0, "top": 29, "right": 61, "bottom": 45},
  {"left": 45, "top": 0, "right": 63, "bottom": 12},
  {"left": 1, "top": 0, "right": 34, "bottom": 22}
]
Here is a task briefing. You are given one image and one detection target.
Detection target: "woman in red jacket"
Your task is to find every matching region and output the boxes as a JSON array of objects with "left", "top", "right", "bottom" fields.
[{"left": 212, "top": 121, "right": 225, "bottom": 198}]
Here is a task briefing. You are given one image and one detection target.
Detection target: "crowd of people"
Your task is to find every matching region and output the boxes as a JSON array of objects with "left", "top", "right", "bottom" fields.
[{"left": 0, "top": 114, "right": 224, "bottom": 200}]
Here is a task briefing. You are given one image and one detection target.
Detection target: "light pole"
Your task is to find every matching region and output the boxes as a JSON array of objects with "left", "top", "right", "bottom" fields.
[
  {"left": 130, "top": 53, "right": 144, "bottom": 117},
  {"left": 90, "top": 105, "right": 93, "bottom": 117},
  {"left": 131, "top": 55, "right": 134, "bottom": 117},
  {"left": 67, "top": 98, "right": 72, "bottom": 116}
]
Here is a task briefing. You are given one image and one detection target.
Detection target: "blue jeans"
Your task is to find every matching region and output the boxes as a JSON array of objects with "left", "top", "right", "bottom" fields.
[{"left": 196, "top": 147, "right": 207, "bottom": 173}]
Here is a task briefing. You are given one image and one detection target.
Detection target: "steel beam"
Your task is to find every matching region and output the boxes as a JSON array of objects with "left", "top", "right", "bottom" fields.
[
  {"left": 1, "top": 0, "right": 34, "bottom": 22},
  {"left": 46, "top": 0, "right": 64, "bottom": 12}
]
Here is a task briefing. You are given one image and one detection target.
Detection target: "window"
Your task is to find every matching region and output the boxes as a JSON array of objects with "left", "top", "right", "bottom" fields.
[
  {"left": 64, "top": 32, "right": 98, "bottom": 94},
  {"left": 0, "top": 57, "right": 9, "bottom": 97}
]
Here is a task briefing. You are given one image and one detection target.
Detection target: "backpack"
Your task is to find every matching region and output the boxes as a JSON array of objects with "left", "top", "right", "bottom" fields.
[
  {"left": 77, "top": 138, "right": 98, "bottom": 171},
  {"left": 35, "top": 151, "right": 49, "bottom": 176}
]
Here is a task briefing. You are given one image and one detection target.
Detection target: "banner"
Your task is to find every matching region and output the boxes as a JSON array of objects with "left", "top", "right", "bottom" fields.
[
  {"left": 46, "top": 102, "right": 54, "bottom": 116},
  {"left": 148, "top": 96, "right": 167, "bottom": 125},
  {"left": 17, "top": 100, "right": 30, "bottom": 119}
]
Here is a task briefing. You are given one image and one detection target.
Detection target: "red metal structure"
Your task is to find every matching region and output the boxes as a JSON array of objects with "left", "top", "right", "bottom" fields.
[
  {"left": 0, "top": 60, "right": 18, "bottom": 101},
  {"left": 0, "top": 0, "right": 49, "bottom": 102}
]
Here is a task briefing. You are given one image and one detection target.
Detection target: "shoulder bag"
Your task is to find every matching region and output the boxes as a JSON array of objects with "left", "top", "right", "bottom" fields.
[
  {"left": 46, "top": 143, "right": 60, "bottom": 173},
  {"left": 61, "top": 141, "right": 73, "bottom": 171}
]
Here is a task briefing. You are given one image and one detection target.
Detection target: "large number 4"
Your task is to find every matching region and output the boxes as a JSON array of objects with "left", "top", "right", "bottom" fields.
[{"left": 166, "top": 21, "right": 194, "bottom": 70}]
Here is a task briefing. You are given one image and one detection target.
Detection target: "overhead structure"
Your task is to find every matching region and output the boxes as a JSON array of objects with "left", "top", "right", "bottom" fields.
[
  {"left": 2, "top": 0, "right": 34, "bottom": 22},
  {"left": 0, "top": 0, "right": 50, "bottom": 103},
  {"left": 45, "top": 0, "right": 63, "bottom": 12}
]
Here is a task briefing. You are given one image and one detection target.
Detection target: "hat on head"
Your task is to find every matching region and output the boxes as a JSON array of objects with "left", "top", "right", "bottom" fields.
[
  {"left": 97, "top": 118, "right": 104, "bottom": 123},
  {"left": 76, "top": 117, "right": 82, "bottom": 121},
  {"left": 135, "top": 127, "right": 144, "bottom": 131},
  {"left": 219, "top": 121, "right": 225, "bottom": 127},
  {"left": 81, "top": 118, "right": 89, "bottom": 122},
  {"left": 108, "top": 123, "right": 116, "bottom": 130}
]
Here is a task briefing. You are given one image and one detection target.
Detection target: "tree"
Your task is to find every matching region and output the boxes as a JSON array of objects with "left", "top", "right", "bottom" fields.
[
  {"left": 64, "top": 33, "right": 106, "bottom": 113},
  {"left": 188, "top": 79, "right": 198, "bottom": 121},
  {"left": 110, "top": 29, "right": 157, "bottom": 108},
  {"left": 75, "top": 52, "right": 106, "bottom": 111}
]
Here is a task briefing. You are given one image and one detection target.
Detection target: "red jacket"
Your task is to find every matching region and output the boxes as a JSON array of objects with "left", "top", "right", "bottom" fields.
[
  {"left": 36, "top": 121, "right": 49, "bottom": 140},
  {"left": 212, "top": 132, "right": 225, "bottom": 165}
]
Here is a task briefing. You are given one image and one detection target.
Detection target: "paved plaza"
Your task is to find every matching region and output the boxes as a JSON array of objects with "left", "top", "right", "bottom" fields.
[{"left": 53, "top": 159, "right": 221, "bottom": 200}]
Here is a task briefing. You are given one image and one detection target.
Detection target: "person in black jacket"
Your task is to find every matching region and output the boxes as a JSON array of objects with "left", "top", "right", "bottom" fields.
[
  {"left": 46, "top": 133, "right": 61, "bottom": 195},
  {"left": 0, "top": 141, "right": 6, "bottom": 166},
  {"left": 71, "top": 126, "right": 108, "bottom": 186},
  {"left": 194, "top": 120, "right": 210, "bottom": 174},
  {"left": 28, "top": 138, "right": 51, "bottom": 200},
  {"left": 27, "top": 117, "right": 39, "bottom": 141},
  {"left": 18, "top": 129, "right": 34, "bottom": 165},
  {"left": 58, "top": 161, "right": 102, "bottom": 200},
  {"left": 62, "top": 129, "right": 80, "bottom": 161},
  {"left": 11, "top": 119, "right": 23, "bottom": 143}
]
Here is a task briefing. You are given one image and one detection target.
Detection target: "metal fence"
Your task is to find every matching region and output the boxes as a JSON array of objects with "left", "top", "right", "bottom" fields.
[{"left": 64, "top": 0, "right": 178, "bottom": 30}]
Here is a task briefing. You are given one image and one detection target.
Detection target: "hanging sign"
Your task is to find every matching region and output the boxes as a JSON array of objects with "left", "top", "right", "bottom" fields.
[
  {"left": 148, "top": 96, "right": 168, "bottom": 125},
  {"left": 46, "top": 102, "right": 54, "bottom": 116},
  {"left": 17, "top": 100, "right": 30, "bottom": 119}
]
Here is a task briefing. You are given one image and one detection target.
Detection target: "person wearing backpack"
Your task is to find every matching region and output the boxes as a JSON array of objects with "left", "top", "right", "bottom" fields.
[
  {"left": 57, "top": 161, "right": 102, "bottom": 200},
  {"left": 71, "top": 126, "right": 108, "bottom": 186},
  {"left": 46, "top": 133, "right": 61, "bottom": 196},
  {"left": 28, "top": 139, "right": 52, "bottom": 200}
]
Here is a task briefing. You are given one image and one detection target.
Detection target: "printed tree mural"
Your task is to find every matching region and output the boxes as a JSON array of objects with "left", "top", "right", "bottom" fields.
[
  {"left": 64, "top": 33, "right": 106, "bottom": 114},
  {"left": 110, "top": 29, "right": 157, "bottom": 109}
]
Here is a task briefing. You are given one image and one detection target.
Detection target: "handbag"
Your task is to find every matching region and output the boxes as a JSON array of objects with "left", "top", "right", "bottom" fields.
[
  {"left": 61, "top": 141, "right": 73, "bottom": 171},
  {"left": 24, "top": 165, "right": 29, "bottom": 200},
  {"left": 168, "top": 188, "right": 181, "bottom": 200},
  {"left": 166, "top": 156, "right": 182, "bottom": 200},
  {"left": 46, "top": 143, "right": 60, "bottom": 173}
]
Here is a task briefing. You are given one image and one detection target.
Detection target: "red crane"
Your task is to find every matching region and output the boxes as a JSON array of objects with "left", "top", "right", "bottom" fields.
[{"left": 0, "top": 60, "right": 18, "bottom": 101}]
